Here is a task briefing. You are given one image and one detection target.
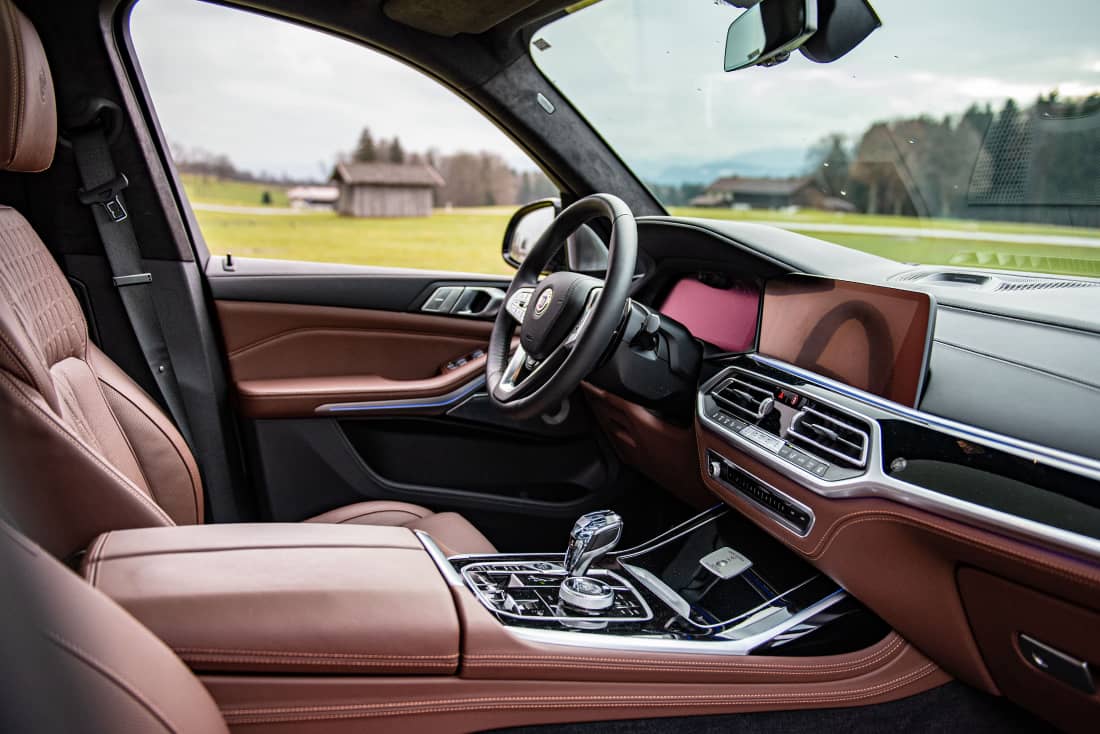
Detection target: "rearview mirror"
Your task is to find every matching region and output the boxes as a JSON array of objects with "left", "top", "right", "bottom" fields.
[
  {"left": 723, "top": 0, "right": 880, "bottom": 72},
  {"left": 723, "top": 0, "right": 817, "bottom": 72}
]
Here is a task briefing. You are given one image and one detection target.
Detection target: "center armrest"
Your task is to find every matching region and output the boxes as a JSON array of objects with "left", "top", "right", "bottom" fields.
[{"left": 81, "top": 523, "right": 460, "bottom": 675}]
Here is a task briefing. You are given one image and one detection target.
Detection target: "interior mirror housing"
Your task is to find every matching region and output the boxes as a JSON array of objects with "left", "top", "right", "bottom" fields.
[
  {"left": 799, "top": 0, "right": 881, "bottom": 64},
  {"left": 502, "top": 199, "right": 559, "bottom": 269},
  {"left": 723, "top": 0, "right": 879, "bottom": 72},
  {"left": 723, "top": 0, "right": 817, "bottom": 72}
]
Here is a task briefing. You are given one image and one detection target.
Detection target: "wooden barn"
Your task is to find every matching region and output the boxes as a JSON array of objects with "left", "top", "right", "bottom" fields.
[{"left": 330, "top": 161, "right": 444, "bottom": 217}]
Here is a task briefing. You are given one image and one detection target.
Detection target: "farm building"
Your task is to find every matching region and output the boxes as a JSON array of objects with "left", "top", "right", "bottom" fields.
[
  {"left": 690, "top": 176, "right": 848, "bottom": 211},
  {"left": 287, "top": 185, "right": 338, "bottom": 210},
  {"left": 330, "top": 162, "right": 444, "bottom": 217}
]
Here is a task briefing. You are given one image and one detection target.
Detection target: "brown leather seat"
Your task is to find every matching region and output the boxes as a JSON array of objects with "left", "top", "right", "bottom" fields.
[
  {"left": 0, "top": 520, "right": 231, "bottom": 733},
  {"left": 0, "top": 0, "right": 495, "bottom": 560}
]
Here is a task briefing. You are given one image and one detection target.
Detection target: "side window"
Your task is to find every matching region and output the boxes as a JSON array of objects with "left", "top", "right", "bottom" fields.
[{"left": 129, "top": 0, "right": 556, "bottom": 275}]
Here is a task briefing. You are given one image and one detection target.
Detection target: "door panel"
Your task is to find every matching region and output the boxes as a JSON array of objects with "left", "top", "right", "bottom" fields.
[
  {"left": 208, "top": 257, "right": 625, "bottom": 551},
  {"left": 215, "top": 300, "right": 493, "bottom": 418}
]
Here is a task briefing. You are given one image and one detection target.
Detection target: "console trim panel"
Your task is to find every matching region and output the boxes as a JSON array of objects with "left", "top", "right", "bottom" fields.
[{"left": 698, "top": 361, "right": 1100, "bottom": 561}]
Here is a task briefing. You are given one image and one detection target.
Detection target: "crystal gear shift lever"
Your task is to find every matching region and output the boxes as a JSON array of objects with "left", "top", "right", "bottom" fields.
[
  {"left": 559, "top": 510, "right": 623, "bottom": 612},
  {"left": 563, "top": 510, "right": 623, "bottom": 577}
]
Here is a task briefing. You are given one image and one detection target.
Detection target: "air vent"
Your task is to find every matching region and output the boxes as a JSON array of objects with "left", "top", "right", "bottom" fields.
[
  {"left": 713, "top": 374, "right": 775, "bottom": 422},
  {"left": 787, "top": 404, "right": 870, "bottom": 468}
]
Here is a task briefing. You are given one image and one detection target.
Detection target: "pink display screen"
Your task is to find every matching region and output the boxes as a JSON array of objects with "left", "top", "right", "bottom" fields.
[{"left": 658, "top": 278, "right": 759, "bottom": 353}]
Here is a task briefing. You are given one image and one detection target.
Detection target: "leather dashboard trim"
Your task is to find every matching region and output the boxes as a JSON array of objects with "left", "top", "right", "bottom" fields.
[
  {"left": 697, "top": 417, "right": 1100, "bottom": 696},
  {"left": 203, "top": 647, "right": 946, "bottom": 730}
]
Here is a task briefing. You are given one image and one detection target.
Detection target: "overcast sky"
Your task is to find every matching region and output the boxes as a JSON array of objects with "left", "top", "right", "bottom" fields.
[
  {"left": 132, "top": 0, "right": 1100, "bottom": 181},
  {"left": 131, "top": 0, "right": 536, "bottom": 179}
]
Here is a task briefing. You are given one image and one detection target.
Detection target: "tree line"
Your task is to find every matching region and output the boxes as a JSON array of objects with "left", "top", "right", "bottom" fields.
[
  {"left": 173, "top": 125, "right": 559, "bottom": 209},
  {"left": 804, "top": 91, "right": 1099, "bottom": 223},
  {"left": 344, "top": 127, "right": 557, "bottom": 207},
  {"left": 655, "top": 91, "right": 1099, "bottom": 226}
]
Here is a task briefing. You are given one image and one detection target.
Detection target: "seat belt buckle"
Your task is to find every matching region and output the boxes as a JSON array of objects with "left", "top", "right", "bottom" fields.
[{"left": 78, "top": 173, "right": 130, "bottom": 223}]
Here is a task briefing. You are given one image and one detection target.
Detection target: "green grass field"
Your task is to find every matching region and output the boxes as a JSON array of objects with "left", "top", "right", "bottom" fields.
[
  {"left": 181, "top": 174, "right": 290, "bottom": 208},
  {"left": 182, "top": 176, "right": 1100, "bottom": 278}
]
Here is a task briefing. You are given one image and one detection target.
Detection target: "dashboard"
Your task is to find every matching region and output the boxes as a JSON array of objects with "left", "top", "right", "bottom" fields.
[
  {"left": 583, "top": 215, "right": 1100, "bottom": 731},
  {"left": 636, "top": 220, "right": 1100, "bottom": 557}
]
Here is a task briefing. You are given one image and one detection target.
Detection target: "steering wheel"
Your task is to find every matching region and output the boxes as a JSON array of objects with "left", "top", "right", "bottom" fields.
[{"left": 486, "top": 194, "right": 637, "bottom": 418}]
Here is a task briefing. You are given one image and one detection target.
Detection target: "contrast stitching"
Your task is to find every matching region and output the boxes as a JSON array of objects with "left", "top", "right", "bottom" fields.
[
  {"left": 0, "top": 372, "right": 174, "bottom": 523},
  {"left": 464, "top": 636, "right": 907, "bottom": 675},
  {"left": 805, "top": 510, "right": 1100, "bottom": 589},
  {"left": 228, "top": 326, "right": 485, "bottom": 360},
  {"left": 100, "top": 379, "right": 202, "bottom": 523},
  {"left": 175, "top": 647, "right": 457, "bottom": 660},
  {"left": 704, "top": 470, "right": 1100, "bottom": 589},
  {"left": 46, "top": 632, "right": 182, "bottom": 733},
  {"left": 94, "top": 543, "right": 421, "bottom": 562},
  {"left": 0, "top": 329, "right": 35, "bottom": 384},
  {"left": 5, "top": 2, "right": 21, "bottom": 161},
  {"left": 181, "top": 657, "right": 455, "bottom": 668},
  {"left": 326, "top": 510, "right": 424, "bottom": 524},
  {"left": 220, "top": 663, "right": 940, "bottom": 724}
]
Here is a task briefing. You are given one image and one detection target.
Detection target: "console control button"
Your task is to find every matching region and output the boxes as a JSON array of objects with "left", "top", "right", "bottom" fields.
[{"left": 740, "top": 424, "right": 784, "bottom": 453}]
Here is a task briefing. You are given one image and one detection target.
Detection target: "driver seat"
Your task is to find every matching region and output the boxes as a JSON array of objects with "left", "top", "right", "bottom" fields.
[{"left": 0, "top": 0, "right": 495, "bottom": 560}]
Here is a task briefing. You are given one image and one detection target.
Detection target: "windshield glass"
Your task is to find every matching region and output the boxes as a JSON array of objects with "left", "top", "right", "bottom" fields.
[{"left": 532, "top": 0, "right": 1100, "bottom": 277}]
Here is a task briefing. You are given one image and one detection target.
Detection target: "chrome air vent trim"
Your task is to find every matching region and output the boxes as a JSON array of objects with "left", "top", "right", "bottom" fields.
[
  {"left": 787, "top": 406, "right": 870, "bottom": 468},
  {"left": 698, "top": 360, "right": 1100, "bottom": 563},
  {"left": 751, "top": 354, "right": 1100, "bottom": 481}
]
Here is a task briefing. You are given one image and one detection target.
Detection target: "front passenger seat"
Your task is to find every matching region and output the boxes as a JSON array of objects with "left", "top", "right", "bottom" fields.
[{"left": 0, "top": 0, "right": 495, "bottom": 560}]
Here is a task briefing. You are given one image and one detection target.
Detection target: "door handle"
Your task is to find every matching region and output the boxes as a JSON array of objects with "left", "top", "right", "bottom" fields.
[{"left": 421, "top": 286, "right": 505, "bottom": 319}]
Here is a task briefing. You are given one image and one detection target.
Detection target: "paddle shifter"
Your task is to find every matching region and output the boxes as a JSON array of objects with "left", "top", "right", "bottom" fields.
[{"left": 559, "top": 510, "right": 623, "bottom": 612}]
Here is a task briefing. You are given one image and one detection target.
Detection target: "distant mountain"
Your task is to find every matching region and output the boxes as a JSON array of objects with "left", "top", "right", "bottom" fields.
[{"left": 633, "top": 147, "right": 809, "bottom": 185}]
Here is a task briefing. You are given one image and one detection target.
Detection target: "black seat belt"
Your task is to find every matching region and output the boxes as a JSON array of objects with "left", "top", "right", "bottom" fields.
[{"left": 65, "top": 101, "right": 196, "bottom": 451}]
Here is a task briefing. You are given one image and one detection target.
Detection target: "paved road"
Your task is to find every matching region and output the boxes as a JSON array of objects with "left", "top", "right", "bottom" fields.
[{"left": 750, "top": 220, "right": 1100, "bottom": 248}]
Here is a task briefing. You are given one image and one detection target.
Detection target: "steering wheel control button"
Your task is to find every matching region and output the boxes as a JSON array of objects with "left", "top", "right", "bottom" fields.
[
  {"left": 505, "top": 287, "right": 533, "bottom": 321},
  {"left": 700, "top": 547, "right": 753, "bottom": 580},
  {"left": 559, "top": 575, "right": 615, "bottom": 611}
]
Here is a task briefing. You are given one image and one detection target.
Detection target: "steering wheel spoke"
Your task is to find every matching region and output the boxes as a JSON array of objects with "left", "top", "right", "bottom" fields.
[
  {"left": 493, "top": 343, "right": 570, "bottom": 402},
  {"left": 485, "top": 194, "right": 636, "bottom": 418}
]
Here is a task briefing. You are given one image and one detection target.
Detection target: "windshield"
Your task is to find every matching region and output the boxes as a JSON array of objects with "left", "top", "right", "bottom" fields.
[{"left": 531, "top": 0, "right": 1100, "bottom": 277}]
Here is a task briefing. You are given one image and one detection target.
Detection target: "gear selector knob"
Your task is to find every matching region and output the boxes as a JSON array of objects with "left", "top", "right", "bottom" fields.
[{"left": 563, "top": 510, "right": 623, "bottom": 578}]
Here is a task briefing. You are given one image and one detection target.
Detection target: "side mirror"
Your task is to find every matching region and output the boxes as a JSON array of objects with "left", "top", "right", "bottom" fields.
[
  {"left": 502, "top": 197, "right": 612, "bottom": 273},
  {"left": 502, "top": 199, "right": 558, "bottom": 269}
]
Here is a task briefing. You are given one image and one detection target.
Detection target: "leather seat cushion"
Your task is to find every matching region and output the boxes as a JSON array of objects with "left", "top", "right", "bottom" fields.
[{"left": 305, "top": 500, "right": 496, "bottom": 556}]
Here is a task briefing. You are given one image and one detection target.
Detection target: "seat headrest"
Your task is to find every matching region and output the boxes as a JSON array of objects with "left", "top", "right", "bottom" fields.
[{"left": 0, "top": 0, "right": 56, "bottom": 173}]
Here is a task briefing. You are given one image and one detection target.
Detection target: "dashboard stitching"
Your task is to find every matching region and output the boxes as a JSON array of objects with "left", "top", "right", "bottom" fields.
[
  {"left": 217, "top": 662, "right": 942, "bottom": 723},
  {"left": 463, "top": 634, "right": 907, "bottom": 673},
  {"left": 806, "top": 511, "right": 1100, "bottom": 588}
]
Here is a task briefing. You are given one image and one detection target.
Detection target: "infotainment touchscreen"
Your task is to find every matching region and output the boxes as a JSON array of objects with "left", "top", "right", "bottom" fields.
[{"left": 758, "top": 274, "right": 935, "bottom": 407}]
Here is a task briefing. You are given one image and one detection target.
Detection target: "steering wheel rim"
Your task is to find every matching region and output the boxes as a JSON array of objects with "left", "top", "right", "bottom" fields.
[{"left": 486, "top": 194, "right": 637, "bottom": 419}]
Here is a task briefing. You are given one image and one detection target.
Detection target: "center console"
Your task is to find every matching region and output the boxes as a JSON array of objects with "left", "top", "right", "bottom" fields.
[
  {"left": 79, "top": 510, "right": 942, "bottom": 731},
  {"left": 439, "top": 506, "right": 874, "bottom": 656}
]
